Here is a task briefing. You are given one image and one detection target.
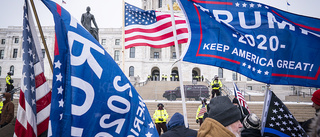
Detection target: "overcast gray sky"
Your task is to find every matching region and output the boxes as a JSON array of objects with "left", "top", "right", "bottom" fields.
[{"left": 0, "top": 0, "right": 319, "bottom": 28}]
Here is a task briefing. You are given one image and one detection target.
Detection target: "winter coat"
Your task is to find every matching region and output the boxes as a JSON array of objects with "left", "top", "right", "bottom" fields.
[
  {"left": 0, "top": 93, "right": 14, "bottom": 126},
  {"left": 241, "top": 128, "right": 262, "bottom": 137},
  {"left": 197, "top": 117, "right": 235, "bottom": 137},
  {"left": 160, "top": 112, "right": 197, "bottom": 137}
]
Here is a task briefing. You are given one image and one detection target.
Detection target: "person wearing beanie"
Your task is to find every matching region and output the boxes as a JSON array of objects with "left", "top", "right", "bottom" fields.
[
  {"left": 198, "top": 96, "right": 243, "bottom": 137},
  {"left": 302, "top": 89, "right": 320, "bottom": 133},
  {"left": 241, "top": 113, "right": 262, "bottom": 137},
  {"left": 232, "top": 98, "right": 249, "bottom": 123},
  {"left": 160, "top": 112, "right": 197, "bottom": 137}
]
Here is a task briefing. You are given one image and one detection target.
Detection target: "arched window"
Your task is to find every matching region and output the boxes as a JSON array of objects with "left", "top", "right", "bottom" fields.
[
  {"left": 218, "top": 67, "right": 223, "bottom": 78},
  {"left": 10, "top": 65, "right": 14, "bottom": 75},
  {"left": 129, "top": 66, "right": 134, "bottom": 77}
]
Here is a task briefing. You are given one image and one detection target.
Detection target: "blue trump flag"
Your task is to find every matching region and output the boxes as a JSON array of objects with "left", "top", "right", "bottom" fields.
[
  {"left": 41, "top": 0, "right": 159, "bottom": 136},
  {"left": 178, "top": 0, "right": 320, "bottom": 87}
]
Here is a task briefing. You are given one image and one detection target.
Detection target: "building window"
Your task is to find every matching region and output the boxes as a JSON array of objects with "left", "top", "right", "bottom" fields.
[
  {"left": 232, "top": 72, "right": 238, "bottom": 81},
  {"left": 14, "top": 37, "right": 19, "bottom": 43},
  {"left": 101, "top": 39, "right": 106, "bottom": 45},
  {"left": 10, "top": 66, "right": 14, "bottom": 75},
  {"left": 114, "top": 50, "right": 120, "bottom": 61},
  {"left": 154, "top": 52, "right": 159, "bottom": 58},
  {"left": 42, "top": 49, "right": 46, "bottom": 58},
  {"left": 129, "top": 66, "right": 134, "bottom": 76},
  {"left": 13, "top": 49, "right": 18, "bottom": 58},
  {"left": 0, "top": 66, "right": 2, "bottom": 76},
  {"left": 115, "top": 39, "right": 120, "bottom": 45},
  {"left": 158, "top": 0, "right": 162, "bottom": 8},
  {"left": 130, "top": 47, "right": 135, "bottom": 58},
  {"left": 218, "top": 67, "right": 223, "bottom": 78},
  {"left": 0, "top": 50, "right": 4, "bottom": 59},
  {"left": 172, "top": 52, "right": 176, "bottom": 59},
  {"left": 1, "top": 39, "right": 5, "bottom": 44},
  {"left": 247, "top": 77, "right": 252, "bottom": 81},
  {"left": 247, "top": 86, "right": 252, "bottom": 90}
]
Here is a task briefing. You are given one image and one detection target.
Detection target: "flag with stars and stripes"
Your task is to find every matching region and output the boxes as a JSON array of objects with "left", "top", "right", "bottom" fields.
[
  {"left": 178, "top": 0, "right": 320, "bottom": 88},
  {"left": 124, "top": 2, "right": 188, "bottom": 49},
  {"left": 233, "top": 82, "right": 250, "bottom": 113},
  {"left": 42, "top": 0, "right": 158, "bottom": 137},
  {"left": 14, "top": 0, "right": 52, "bottom": 136},
  {"left": 261, "top": 90, "right": 307, "bottom": 137}
]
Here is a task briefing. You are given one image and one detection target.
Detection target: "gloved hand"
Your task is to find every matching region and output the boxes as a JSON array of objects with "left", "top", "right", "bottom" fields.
[{"left": 196, "top": 119, "right": 199, "bottom": 123}]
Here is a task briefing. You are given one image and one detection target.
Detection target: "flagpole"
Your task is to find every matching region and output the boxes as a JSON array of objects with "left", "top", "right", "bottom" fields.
[
  {"left": 121, "top": 0, "right": 126, "bottom": 72},
  {"left": 29, "top": 0, "right": 53, "bottom": 73},
  {"left": 260, "top": 84, "right": 271, "bottom": 136},
  {"left": 168, "top": 0, "right": 189, "bottom": 128}
]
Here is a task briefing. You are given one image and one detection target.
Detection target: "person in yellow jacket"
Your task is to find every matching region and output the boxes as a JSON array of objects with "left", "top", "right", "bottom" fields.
[
  {"left": 5, "top": 72, "right": 14, "bottom": 92},
  {"left": 0, "top": 100, "right": 3, "bottom": 122},
  {"left": 196, "top": 98, "right": 207, "bottom": 126},
  {"left": 210, "top": 75, "right": 222, "bottom": 98},
  {"left": 153, "top": 103, "right": 169, "bottom": 135}
]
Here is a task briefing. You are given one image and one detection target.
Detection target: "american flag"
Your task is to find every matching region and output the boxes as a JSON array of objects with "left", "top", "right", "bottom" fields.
[
  {"left": 233, "top": 82, "right": 250, "bottom": 113},
  {"left": 14, "top": 0, "right": 51, "bottom": 136},
  {"left": 198, "top": 105, "right": 207, "bottom": 117},
  {"left": 261, "top": 90, "right": 307, "bottom": 137},
  {"left": 124, "top": 2, "right": 188, "bottom": 49}
]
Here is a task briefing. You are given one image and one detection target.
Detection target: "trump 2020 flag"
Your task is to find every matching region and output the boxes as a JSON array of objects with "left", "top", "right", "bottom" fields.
[
  {"left": 125, "top": 2, "right": 188, "bottom": 49},
  {"left": 261, "top": 90, "right": 307, "bottom": 137},
  {"left": 41, "top": 0, "right": 159, "bottom": 136},
  {"left": 14, "top": 0, "right": 51, "bottom": 136},
  {"left": 178, "top": 0, "right": 320, "bottom": 88},
  {"left": 233, "top": 82, "right": 250, "bottom": 113}
]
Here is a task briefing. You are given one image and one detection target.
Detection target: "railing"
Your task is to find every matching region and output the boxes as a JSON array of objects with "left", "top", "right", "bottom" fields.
[{"left": 135, "top": 78, "right": 149, "bottom": 87}]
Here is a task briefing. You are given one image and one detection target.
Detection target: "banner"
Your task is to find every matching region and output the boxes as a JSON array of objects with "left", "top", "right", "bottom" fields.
[
  {"left": 178, "top": 0, "right": 320, "bottom": 87},
  {"left": 42, "top": 0, "right": 158, "bottom": 136}
]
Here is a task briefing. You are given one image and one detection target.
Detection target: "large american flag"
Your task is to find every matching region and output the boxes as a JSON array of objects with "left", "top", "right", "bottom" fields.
[
  {"left": 261, "top": 90, "right": 307, "bottom": 137},
  {"left": 233, "top": 82, "right": 250, "bottom": 113},
  {"left": 124, "top": 2, "right": 188, "bottom": 49},
  {"left": 14, "top": 0, "right": 51, "bottom": 136}
]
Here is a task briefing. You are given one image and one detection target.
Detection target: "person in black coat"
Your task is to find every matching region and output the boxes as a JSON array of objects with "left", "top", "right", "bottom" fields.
[
  {"left": 241, "top": 113, "right": 262, "bottom": 137},
  {"left": 160, "top": 112, "right": 197, "bottom": 137},
  {"left": 233, "top": 98, "right": 249, "bottom": 122}
]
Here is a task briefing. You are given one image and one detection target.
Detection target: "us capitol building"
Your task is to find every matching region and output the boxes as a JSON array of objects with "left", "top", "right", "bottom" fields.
[{"left": 0, "top": 0, "right": 313, "bottom": 95}]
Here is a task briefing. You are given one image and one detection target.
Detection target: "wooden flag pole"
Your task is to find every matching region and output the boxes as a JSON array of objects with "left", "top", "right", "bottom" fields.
[
  {"left": 168, "top": 0, "right": 189, "bottom": 128},
  {"left": 29, "top": 0, "right": 53, "bottom": 73},
  {"left": 121, "top": 0, "right": 126, "bottom": 72}
]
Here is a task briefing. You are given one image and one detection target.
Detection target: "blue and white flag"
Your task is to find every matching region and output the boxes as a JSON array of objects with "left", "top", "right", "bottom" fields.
[
  {"left": 41, "top": 0, "right": 158, "bottom": 136},
  {"left": 178, "top": 0, "right": 320, "bottom": 87}
]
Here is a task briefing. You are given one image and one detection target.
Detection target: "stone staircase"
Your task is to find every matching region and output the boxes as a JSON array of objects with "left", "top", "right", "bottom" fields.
[{"left": 145, "top": 101, "right": 314, "bottom": 130}]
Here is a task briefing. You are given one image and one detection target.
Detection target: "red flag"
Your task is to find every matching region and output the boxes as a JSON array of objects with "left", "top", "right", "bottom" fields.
[
  {"left": 14, "top": 1, "right": 51, "bottom": 136},
  {"left": 124, "top": 3, "right": 188, "bottom": 49}
]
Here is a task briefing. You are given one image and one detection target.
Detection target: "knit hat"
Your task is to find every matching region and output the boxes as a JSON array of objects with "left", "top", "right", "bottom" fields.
[
  {"left": 243, "top": 113, "right": 261, "bottom": 129},
  {"left": 312, "top": 89, "right": 320, "bottom": 106},
  {"left": 208, "top": 96, "right": 241, "bottom": 127},
  {"left": 167, "top": 112, "right": 184, "bottom": 130},
  {"left": 232, "top": 98, "right": 239, "bottom": 105}
]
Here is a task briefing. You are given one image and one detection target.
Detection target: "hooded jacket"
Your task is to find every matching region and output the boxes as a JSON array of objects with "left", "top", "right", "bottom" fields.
[
  {"left": 197, "top": 118, "right": 235, "bottom": 137},
  {"left": 160, "top": 113, "right": 197, "bottom": 137},
  {"left": 0, "top": 93, "right": 14, "bottom": 126}
]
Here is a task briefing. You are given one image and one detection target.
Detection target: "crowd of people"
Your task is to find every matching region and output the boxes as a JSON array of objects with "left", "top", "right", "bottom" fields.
[{"left": 152, "top": 82, "right": 320, "bottom": 137}]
